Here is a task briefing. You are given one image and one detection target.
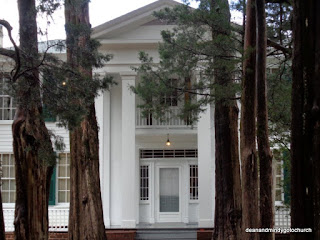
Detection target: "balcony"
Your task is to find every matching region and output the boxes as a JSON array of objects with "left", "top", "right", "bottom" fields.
[{"left": 136, "top": 107, "right": 194, "bottom": 128}]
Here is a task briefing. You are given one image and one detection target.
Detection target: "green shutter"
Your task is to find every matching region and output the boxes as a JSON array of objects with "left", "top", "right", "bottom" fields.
[
  {"left": 49, "top": 167, "right": 56, "bottom": 205},
  {"left": 43, "top": 105, "right": 56, "bottom": 122}
]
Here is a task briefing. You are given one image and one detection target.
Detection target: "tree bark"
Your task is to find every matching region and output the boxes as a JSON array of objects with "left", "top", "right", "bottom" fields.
[
  {"left": 65, "top": 1, "right": 107, "bottom": 239},
  {"left": 312, "top": 0, "right": 320, "bottom": 238},
  {"left": 256, "top": 1, "right": 274, "bottom": 239},
  {"left": 212, "top": 1, "right": 242, "bottom": 239},
  {"left": 290, "top": 0, "right": 313, "bottom": 239},
  {"left": 240, "top": 0, "right": 259, "bottom": 239},
  {"left": 213, "top": 100, "right": 242, "bottom": 240},
  {"left": 13, "top": 1, "right": 54, "bottom": 239}
]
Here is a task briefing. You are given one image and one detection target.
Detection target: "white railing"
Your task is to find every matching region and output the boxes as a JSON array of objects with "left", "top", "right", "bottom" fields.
[
  {"left": 48, "top": 208, "right": 69, "bottom": 232},
  {"left": 3, "top": 209, "right": 14, "bottom": 232},
  {"left": 4, "top": 206, "right": 290, "bottom": 232},
  {"left": 3, "top": 208, "right": 69, "bottom": 232},
  {"left": 275, "top": 206, "right": 291, "bottom": 228},
  {"left": 136, "top": 107, "right": 193, "bottom": 128}
]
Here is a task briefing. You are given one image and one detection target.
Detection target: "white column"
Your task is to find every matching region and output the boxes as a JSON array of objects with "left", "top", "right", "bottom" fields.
[
  {"left": 95, "top": 91, "right": 111, "bottom": 227},
  {"left": 121, "top": 74, "right": 136, "bottom": 228},
  {"left": 197, "top": 102, "right": 215, "bottom": 227}
]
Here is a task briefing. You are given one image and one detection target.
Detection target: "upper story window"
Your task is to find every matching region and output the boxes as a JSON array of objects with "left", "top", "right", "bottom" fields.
[
  {"left": 0, "top": 75, "right": 16, "bottom": 120},
  {"left": 160, "top": 79, "right": 178, "bottom": 107},
  {"left": 0, "top": 154, "right": 16, "bottom": 203}
]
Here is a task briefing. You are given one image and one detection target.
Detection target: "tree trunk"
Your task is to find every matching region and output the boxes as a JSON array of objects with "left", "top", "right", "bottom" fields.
[
  {"left": 212, "top": 1, "right": 242, "bottom": 239},
  {"left": 240, "top": 0, "right": 259, "bottom": 239},
  {"left": 312, "top": 1, "right": 320, "bottom": 238},
  {"left": 256, "top": 1, "right": 274, "bottom": 239},
  {"left": 213, "top": 100, "right": 242, "bottom": 240},
  {"left": 65, "top": 1, "right": 107, "bottom": 239},
  {"left": 68, "top": 107, "right": 106, "bottom": 240},
  {"left": 290, "top": 0, "right": 313, "bottom": 239},
  {"left": 13, "top": 1, "right": 54, "bottom": 239}
]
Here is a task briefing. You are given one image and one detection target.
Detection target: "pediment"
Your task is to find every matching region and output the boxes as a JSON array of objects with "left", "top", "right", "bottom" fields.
[{"left": 92, "top": 0, "right": 180, "bottom": 40}]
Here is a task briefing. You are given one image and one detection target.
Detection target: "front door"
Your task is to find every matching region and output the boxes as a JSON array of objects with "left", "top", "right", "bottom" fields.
[{"left": 157, "top": 167, "right": 181, "bottom": 222}]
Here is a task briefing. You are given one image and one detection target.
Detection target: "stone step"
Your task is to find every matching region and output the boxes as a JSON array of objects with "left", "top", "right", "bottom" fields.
[{"left": 136, "top": 229, "right": 197, "bottom": 240}]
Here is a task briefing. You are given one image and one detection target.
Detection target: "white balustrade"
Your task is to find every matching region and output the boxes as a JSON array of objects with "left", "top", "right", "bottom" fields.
[
  {"left": 275, "top": 206, "right": 291, "bottom": 228},
  {"left": 3, "top": 208, "right": 69, "bottom": 232},
  {"left": 136, "top": 107, "right": 193, "bottom": 128},
  {"left": 3, "top": 206, "right": 291, "bottom": 232}
]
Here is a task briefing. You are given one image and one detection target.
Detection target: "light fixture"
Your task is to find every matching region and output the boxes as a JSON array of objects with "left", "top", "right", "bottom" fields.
[{"left": 166, "top": 134, "right": 171, "bottom": 146}]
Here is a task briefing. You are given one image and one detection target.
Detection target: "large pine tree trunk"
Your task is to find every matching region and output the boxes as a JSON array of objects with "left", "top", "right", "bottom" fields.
[
  {"left": 212, "top": 1, "right": 242, "bottom": 239},
  {"left": 312, "top": 0, "right": 320, "bottom": 238},
  {"left": 290, "top": 1, "right": 313, "bottom": 239},
  {"left": 240, "top": 1, "right": 259, "bottom": 239},
  {"left": 13, "top": 1, "right": 54, "bottom": 239},
  {"left": 68, "top": 107, "right": 106, "bottom": 240},
  {"left": 256, "top": 1, "right": 274, "bottom": 239},
  {"left": 65, "top": 1, "right": 106, "bottom": 239},
  {"left": 213, "top": 100, "right": 242, "bottom": 240}
]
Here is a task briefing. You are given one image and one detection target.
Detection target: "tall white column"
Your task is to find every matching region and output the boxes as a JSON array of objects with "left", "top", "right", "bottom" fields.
[
  {"left": 121, "top": 74, "right": 136, "bottom": 228},
  {"left": 95, "top": 91, "right": 111, "bottom": 227},
  {"left": 197, "top": 102, "right": 215, "bottom": 227}
]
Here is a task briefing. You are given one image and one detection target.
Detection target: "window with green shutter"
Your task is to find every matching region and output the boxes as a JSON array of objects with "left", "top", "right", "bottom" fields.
[
  {"left": 49, "top": 167, "right": 56, "bottom": 205},
  {"left": 43, "top": 105, "right": 56, "bottom": 122}
]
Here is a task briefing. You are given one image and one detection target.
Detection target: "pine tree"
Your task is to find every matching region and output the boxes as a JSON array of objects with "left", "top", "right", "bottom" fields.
[
  {"left": 240, "top": 0, "right": 259, "bottom": 239},
  {"left": 291, "top": 0, "right": 320, "bottom": 239},
  {"left": 0, "top": 1, "right": 56, "bottom": 238},
  {"left": 256, "top": 0, "right": 274, "bottom": 239},
  {"left": 64, "top": 1, "right": 109, "bottom": 239},
  {"left": 133, "top": 1, "right": 242, "bottom": 239}
]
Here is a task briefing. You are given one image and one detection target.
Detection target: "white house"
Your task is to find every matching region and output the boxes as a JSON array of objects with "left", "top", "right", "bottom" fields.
[{"left": 0, "top": 0, "right": 289, "bottom": 232}]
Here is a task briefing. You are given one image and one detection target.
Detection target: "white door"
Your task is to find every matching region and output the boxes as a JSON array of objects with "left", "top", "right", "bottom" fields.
[{"left": 156, "top": 167, "right": 181, "bottom": 222}]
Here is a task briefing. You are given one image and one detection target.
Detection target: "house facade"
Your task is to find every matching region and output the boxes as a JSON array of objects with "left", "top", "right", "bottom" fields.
[
  {"left": 0, "top": 0, "right": 289, "bottom": 231},
  {"left": 1, "top": 0, "right": 215, "bottom": 230}
]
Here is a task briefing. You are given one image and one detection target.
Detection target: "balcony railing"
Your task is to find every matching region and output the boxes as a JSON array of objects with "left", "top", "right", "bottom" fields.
[
  {"left": 4, "top": 208, "right": 69, "bottom": 232},
  {"left": 275, "top": 206, "right": 291, "bottom": 228},
  {"left": 136, "top": 107, "right": 193, "bottom": 128},
  {"left": 3, "top": 206, "right": 290, "bottom": 231}
]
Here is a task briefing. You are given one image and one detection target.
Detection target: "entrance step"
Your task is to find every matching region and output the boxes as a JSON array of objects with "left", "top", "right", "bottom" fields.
[{"left": 136, "top": 229, "right": 197, "bottom": 240}]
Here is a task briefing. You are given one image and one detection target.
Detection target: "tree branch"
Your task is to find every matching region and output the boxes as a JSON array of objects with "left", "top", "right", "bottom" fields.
[
  {"left": 0, "top": 19, "right": 21, "bottom": 81},
  {"left": 0, "top": 47, "right": 16, "bottom": 60},
  {"left": 233, "top": 23, "right": 292, "bottom": 57},
  {"left": 267, "top": 39, "right": 291, "bottom": 56}
]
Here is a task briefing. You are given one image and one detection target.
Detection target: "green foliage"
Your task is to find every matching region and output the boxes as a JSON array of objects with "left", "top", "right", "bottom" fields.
[
  {"left": 133, "top": 0, "right": 241, "bottom": 124},
  {"left": 40, "top": 45, "right": 113, "bottom": 129},
  {"left": 266, "top": 2, "right": 292, "bottom": 47},
  {"left": 267, "top": 61, "right": 292, "bottom": 149},
  {"left": 37, "top": 0, "right": 62, "bottom": 15}
]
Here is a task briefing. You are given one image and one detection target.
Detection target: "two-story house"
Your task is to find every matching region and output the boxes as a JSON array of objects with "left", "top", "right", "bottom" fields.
[{"left": 0, "top": 0, "right": 289, "bottom": 232}]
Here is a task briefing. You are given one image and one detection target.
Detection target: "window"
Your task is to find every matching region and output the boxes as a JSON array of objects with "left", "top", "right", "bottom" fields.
[
  {"left": 140, "top": 149, "right": 198, "bottom": 159},
  {"left": 161, "top": 79, "right": 178, "bottom": 107},
  {"left": 275, "top": 158, "right": 283, "bottom": 202},
  {"left": 140, "top": 165, "right": 149, "bottom": 201},
  {"left": 189, "top": 165, "right": 198, "bottom": 200},
  {"left": 0, "top": 75, "right": 16, "bottom": 120},
  {"left": 57, "top": 153, "right": 70, "bottom": 203},
  {"left": 0, "top": 154, "right": 16, "bottom": 203}
]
